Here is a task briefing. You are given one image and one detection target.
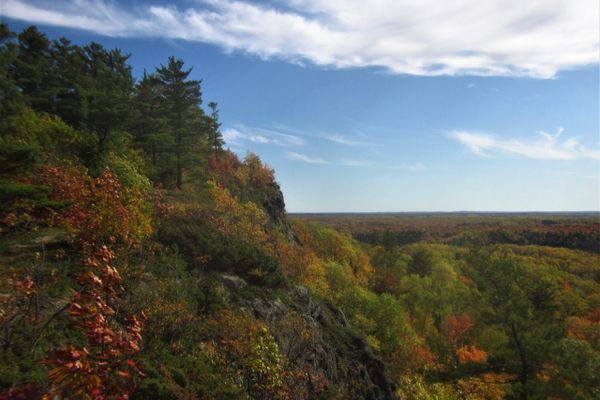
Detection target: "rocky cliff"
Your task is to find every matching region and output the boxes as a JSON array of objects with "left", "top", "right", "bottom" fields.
[{"left": 217, "top": 274, "right": 398, "bottom": 400}]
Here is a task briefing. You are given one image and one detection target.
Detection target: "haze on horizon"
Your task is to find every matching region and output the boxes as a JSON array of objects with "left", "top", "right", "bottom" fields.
[{"left": 2, "top": 0, "right": 599, "bottom": 212}]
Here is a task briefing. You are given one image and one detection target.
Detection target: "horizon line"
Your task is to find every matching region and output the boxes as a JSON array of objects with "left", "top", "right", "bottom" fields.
[{"left": 288, "top": 210, "right": 600, "bottom": 215}]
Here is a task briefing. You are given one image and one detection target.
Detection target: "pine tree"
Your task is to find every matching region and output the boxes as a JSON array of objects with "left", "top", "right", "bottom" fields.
[
  {"left": 131, "top": 72, "right": 171, "bottom": 180},
  {"left": 9, "top": 26, "right": 56, "bottom": 114},
  {"left": 49, "top": 37, "right": 87, "bottom": 128},
  {"left": 207, "top": 101, "right": 224, "bottom": 152},
  {"left": 0, "top": 23, "right": 24, "bottom": 126},
  {"left": 156, "top": 57, "right": 204, "bottom": 189},
  {"left": 80, "top": 43, "right": 133, "bottom": 162}
]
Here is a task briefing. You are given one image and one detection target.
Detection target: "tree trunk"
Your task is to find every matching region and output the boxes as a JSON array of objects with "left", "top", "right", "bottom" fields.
[{"left": 175, "top": 127, "right": 182, "bottom": 189}]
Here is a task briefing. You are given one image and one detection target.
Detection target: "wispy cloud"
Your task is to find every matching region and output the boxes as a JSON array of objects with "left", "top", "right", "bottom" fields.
[
  {"left": 2, "top": 0, "right": 597, "bottom": 78},
  {"left": 321, "top": 133, "right": 369, "bottom": 147},
  {"left": 287, "top": 154, "right": 425, "bottom": 171},
  {"left": 452, "top": 128, "right": 600, "bottom": 160},
  {"left": 286, "top": 151, "right": 329, "bottom": 164},
  {"left": 222, "top": 126, "right": 305, "bottom": 147},
  {"left": 338, "top": 159, "right": 425, "bottom": 171}
]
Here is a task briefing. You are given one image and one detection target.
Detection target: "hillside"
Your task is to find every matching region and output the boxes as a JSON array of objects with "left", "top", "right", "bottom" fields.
[{"left": 1, "top": 24, "right": 599, "bottom": 400}]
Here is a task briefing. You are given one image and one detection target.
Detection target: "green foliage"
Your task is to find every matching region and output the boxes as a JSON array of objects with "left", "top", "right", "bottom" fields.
[
  {"left": 155, "top": 56, "right": 209, "bottom": 189},
  {"left": 466, "top": 249, "right": 567, "bottom": 398},
  {"left": 548, "top": 338, "right": 600, "bottom": 399},
  {"left": 103, "top": 151, "right": 151, "bottom": 192},
  {"left": 158, "top": 214, "right": 283, "bottom": 286},
  {"left": 407, "top": 247, "right": 436, "bottom": 276},
  {"left": 396, "top": 375, "right": 461, "bottom": 400}
]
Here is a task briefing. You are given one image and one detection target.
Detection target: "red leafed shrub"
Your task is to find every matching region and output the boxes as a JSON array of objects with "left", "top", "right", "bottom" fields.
[
  {"left": 443, "top": 313, "right": 474, "bottom": 345},
  {"left": 411, "top": 344, "right": 438, "bottom": 370},
  {"left": 44, "top": 245, "right": 145, "bottom": 399},
  {"left": 206, "top": 151, "right": 241, "bottom": 189},
  {"left": 1, "top": 166, "right": 150, "bottom": 399},
  {"left": 0, "top": 383, "right": 47, "bottom": 400}
]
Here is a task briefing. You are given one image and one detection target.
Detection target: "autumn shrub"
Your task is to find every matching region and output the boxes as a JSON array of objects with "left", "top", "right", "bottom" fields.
[
  {"left": 1, "top": 164, "right": 150, "bottom": 398},
  {"left": 202, "top": 309, "right": 287, "bottom": 398},
  {"left": 293, "top": 221, "right": 373, "bottom": 287}
]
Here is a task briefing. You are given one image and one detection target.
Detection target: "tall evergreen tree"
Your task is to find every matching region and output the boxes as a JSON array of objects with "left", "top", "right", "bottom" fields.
[
  {"left": 80, "top": 43, "right": 133, "bottom": 162},
  {"left": 207, "top": 101, "right": 224, "bottom": 152},
  {"left": 49, "top": 37, "right": 87, "bottom": 127},
  {"left": 9, "top": 26, "right": 56, "bottom": 114},
  {"left": 156, "top": 57, "right": 203, "bottom": 189},
  {"left": 0, "top": 23, "right": 23, "bottom": 125},
  {"left": 131, "top": 71, "right": 171, "bottom": 180}
]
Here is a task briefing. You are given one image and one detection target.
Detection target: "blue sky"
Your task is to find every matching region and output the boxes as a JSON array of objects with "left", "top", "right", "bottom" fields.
[{"left": 2, "top": 0, "right": 599, "bottom": 211}]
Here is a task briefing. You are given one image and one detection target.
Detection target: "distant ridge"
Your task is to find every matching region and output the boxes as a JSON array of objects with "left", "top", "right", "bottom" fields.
[{"left": 290, "top": 211, "right": 600, "bottom": 216}]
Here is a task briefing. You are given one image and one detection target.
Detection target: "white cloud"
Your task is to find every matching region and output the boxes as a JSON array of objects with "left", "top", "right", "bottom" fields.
[
  {"left": 452, "top": 128, "right": 600, "bottom": 160},
  {"left": 222, "top": 126, "right": 304, "bottom": 146},
  {"left": 2, "top": 0, "right": 597, "bottom": 78},
  {"left": 286, "top": 151, "right": 328, "bottom": 164},
  {"left": 222, "top": 127, "right": 245, "bottom": 144}
]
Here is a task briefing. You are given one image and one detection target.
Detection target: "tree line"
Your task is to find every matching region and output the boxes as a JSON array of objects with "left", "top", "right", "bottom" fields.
[{"left": 1, "top": 23, "right": 223, "bottom": 190}]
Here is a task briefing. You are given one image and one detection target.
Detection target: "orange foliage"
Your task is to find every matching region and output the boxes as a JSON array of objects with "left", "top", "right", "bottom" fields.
[
  {"left": 9, "top": 166, "right": 150, "bottom": 399},
  {"left": 44, "top": 244, "right": 145, "bottom": 399},
  {"left": 206, "top": 151, "right": 241, "bottom": 189},
  {"left": 243, "top": 152, "right": 276, "bottom": 189},
  {"left": 38, "top": 165, "right": 151, "bottom": 244},
  {"left": 457, "top": 345, "right": 488, "bottom": 364},
  {"left": 568, "top": 309, "right": 600, "bottom": 344},
  {"left": 275, "top": 237, "right": 309, "bottom": 280},
  {"left": 411, "top": 344, "right": 438, "bottom": 369},
  {"left": 444, "top": 313, "right": 474, "bottom": 345}
]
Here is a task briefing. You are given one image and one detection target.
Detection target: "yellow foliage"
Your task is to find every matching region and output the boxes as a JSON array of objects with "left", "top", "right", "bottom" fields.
[{"left": 208, "top": 182, "right": 271, "bottom": 250}]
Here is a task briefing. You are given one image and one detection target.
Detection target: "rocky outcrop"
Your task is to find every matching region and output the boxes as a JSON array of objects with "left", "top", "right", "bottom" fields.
[
  {"left": 222, "top": 276, "right": 397, "bottom": 400},
  {"left": 262, "top": 181, "right": 297, "bottom": 242},
  {"left": 220, "top": 274, "right": 248, "bottom": 290}
]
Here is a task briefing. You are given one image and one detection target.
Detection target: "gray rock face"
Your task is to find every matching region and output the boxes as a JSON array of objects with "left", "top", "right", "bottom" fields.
[
  {"left": 220, "top": 274, "right": 247, "bottom": 290},
  {"left": 262, "top": 182, "right": 297, "bottom": 243},
  {"left": 233, "top": 284, "right": 397, "bottom": 400}
]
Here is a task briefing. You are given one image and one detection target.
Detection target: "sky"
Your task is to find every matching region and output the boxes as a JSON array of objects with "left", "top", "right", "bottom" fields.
[{"left": 2, "top": 0, "right": 599, "bottom": 212}]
